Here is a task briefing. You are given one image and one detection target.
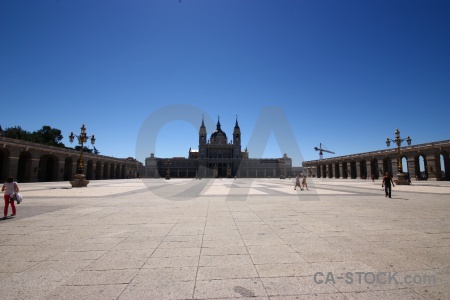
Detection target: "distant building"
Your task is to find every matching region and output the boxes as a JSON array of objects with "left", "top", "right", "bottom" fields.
[{"left": 144, "top": 116, "right": 293, "bottom": 178}]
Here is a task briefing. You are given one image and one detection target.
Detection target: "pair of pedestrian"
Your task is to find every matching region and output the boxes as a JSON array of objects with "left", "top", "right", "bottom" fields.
[
  {"left": 381, "top": 172, "right": 395, "bottom": 198},
  {"left": 294, "top": 174, "right": 308, "bottom": 191},
  {"left": 2, "top": 176, "right": 19, "bottom": 219}
]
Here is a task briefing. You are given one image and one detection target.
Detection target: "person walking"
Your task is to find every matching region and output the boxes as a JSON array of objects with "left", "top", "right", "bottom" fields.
[
  {"left": 2, "top": 176, "right": 19, "bottom": 219},
  {"left": 302, "top": 176, "right": 308, "bottom": 190},
  {"left": 294, "top": 174, "right": 302, "bottom": 190},
  {"left": 381, "top": 172, "right": 395, "bottom": 198}
]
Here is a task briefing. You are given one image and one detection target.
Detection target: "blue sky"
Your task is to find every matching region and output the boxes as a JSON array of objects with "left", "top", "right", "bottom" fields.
[{"left": 1, "top": 0, "right": 449, "bottom": 166}]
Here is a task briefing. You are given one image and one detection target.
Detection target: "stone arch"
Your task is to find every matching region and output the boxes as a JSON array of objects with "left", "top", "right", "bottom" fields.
[
  {"left": 350, "top": 161, "right": 357, "bottom": 179},
  {"left": 38, "top": 154, "right": 59, "bottom": 182},
  {"left": 86, "top": 160, "right": 94, "bottom": 180},
  {"left": 316, "top": 164, "right": 321, "bottom": 178},
  {"left": 322, "top": 164, "right": 326, "bottom": 178},
  {"left": 115, "top": 164, "right": 120, "bottom": 179},
  {"left": 121, "top": 164, "right": 126, "bottom": 178},
  {"left": 360, "top": 159, "right": 367, "bottom": 179},
  {"left": 110, "top": 163, "right": 115, "bottom": 179},
  {"left": 342, "top": 162, "right": 348, "bottom": 178},
  {"left": 103, "top": 162, "right": 109, "bottom": 179},
  {"left": 0, "top": 148, "right": 11, "bottom": 181},
  {"left": 334, "top": 162, "right": 340, "bottom": 178},
  {"left": 328, "top": 163, "right": 333, "bottom": 178},
  {"left": 401, "top": 156, "right": 408, "bottom": 173},
  {"left": 371, "top": 158, "right": 379, "bottom": 179},
  {"left": 95, "top": 160, "right": 102, "bottom": 180},
  {"left": 64, "top": 157, "right": 73, "bottom": 181},
  {"left": 440, "top": 151, "right": 449, "bottom": 180},
  {"left": 17, "top": 151, "right": 33, "bottom": 182},
  {"left": 417, "top": 154, "right": 427, "bottom": 180}
]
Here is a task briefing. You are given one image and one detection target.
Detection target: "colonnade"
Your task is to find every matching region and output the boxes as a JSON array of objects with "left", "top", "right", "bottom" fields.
[
  {"left": 0, "top": 137, "right": 140, "bottom": 182},
  {"left": 303, "top": 140, "right": 450, "bottom": 181}
]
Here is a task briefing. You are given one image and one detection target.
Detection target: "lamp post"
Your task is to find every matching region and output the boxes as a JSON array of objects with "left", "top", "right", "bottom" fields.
[
  {"left": 69, "top": 124, "right": 96, "bottom": 187},
  {"left": 386, "top": 128, "right": 411, "bottom": 185}
]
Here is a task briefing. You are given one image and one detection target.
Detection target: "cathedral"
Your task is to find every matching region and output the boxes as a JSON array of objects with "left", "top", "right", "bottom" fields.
[{"left": 144, "top": 116, "right": 292, "bottom": 178}]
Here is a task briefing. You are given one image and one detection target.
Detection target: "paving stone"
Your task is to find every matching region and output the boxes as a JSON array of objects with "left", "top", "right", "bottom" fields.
[
  {"left": 0, "top": 178, "right": 448, "bottom": 300},
  {"left": 120, "top": 281, "right": 195, "bottom": 300},
  {"left": 194, "top": 278, "right": 267, "bottom": 299},
  {"left": 197, "top": 265, "right": 259, "bottom": 280}
]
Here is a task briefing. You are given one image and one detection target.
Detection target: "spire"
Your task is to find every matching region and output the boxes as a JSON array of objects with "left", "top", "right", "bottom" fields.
[
  {"left": 199, "top": 114, "right": 207, "bottom": 140},
  {"left": 216, "top": 115, "right": 222, "bottom": 131},
  {"left": 200, "top": 114, "right": 205, "bottom": 128},
  {"left": 234, "top": 114, "right": 240, "bottom": 129}
]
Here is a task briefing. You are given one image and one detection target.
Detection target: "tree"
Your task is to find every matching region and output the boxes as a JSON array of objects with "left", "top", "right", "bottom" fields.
[
  {"left": 32, "top": 126, "right": 64, "bottom": 147},
  {"left": 3, "top": 126, "right": 33, "bottom": 141},
  {"left": 3, "top": 125, "right": 66, "bottom": 147}
]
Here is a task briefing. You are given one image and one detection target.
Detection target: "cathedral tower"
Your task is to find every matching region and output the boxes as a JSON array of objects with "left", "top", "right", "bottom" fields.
[
  {"left": 199, "top": 115, "right": 207, "bottom": 159},
  {"left": 233, "top": 116, "right": 241, "bottom": 158}
]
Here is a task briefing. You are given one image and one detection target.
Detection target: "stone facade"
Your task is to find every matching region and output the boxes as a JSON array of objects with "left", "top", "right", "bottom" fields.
[
  {"left": 302, "top": 140, "right": 450, "bottom": 181},
  {"left": 144, "top": 117, "right": 293, "bottom": 178},
  {"left": 0, "top": 136, "right": 141, "bottom": 182}
]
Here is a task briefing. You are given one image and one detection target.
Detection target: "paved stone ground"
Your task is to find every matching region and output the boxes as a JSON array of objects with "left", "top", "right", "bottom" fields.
[{"left": 0, "top": 178, "right": 449, "bottom": 300}]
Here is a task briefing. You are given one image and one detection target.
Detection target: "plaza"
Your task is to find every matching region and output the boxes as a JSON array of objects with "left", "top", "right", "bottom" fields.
[{"left": 0, "top": 178, "right": 449, "bottom": 299}]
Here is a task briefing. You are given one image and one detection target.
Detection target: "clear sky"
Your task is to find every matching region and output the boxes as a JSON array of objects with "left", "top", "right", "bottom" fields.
[{"left": 1, "top": 0, "right": 449, "bottom": 166}]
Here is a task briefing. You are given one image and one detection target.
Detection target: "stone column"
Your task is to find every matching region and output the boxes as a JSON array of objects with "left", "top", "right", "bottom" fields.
[
  {"left": 347, "top": 164, "right": 352, "bottom": 179},
  {"left": 355, "top": 162, "right": 361, "bottom": 179},
  {"left": 366, "top": 161, "right": 372, "bottom": 180},
  {"left": 378, "top": 160, "right": 385, "bottom": 177},
  {"left": 8, "top": 156, "right": 19, "bottom": 179},
  {"left": 58, "top": 160, "right": 65, "bottom": 181},
  {"left": 426, "top": 153, "right": 441, "bottom": 181},
  {"left": 105, "top": 164, "right": 110, "bottom": 179},
  {"left": 339, "top": 163, "right": 344, "bottom": 179},
  {"left": 391, "top": 158, "right": 398, "bottom": 174},
  {"left": 99, "top": 164, "right": 104, "bottom": 180},
  {"left": 406, "top": 157, "right": 416, "bottom": 180}
]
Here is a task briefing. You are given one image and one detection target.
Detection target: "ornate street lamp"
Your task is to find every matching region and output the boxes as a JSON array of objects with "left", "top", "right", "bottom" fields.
[
  {"left": 69, "top": 124, "right": 96, "bottom": 187},
  {"left": 386, "top": 128, "right": 412, "bottom": 185}
]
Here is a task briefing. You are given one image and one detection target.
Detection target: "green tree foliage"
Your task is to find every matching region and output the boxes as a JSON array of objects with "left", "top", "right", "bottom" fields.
[
  {"left": 3, "top": 125, "right": 65, "bottom": 147},
  {"left": 33, "top": 126, "right": 64, "bottom": 147},
  {"left": 2, "top": 126, "right": 32, "bottom": 141}
]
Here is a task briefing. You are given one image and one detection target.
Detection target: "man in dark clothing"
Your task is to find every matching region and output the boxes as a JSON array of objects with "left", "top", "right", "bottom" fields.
[{"left": 382, "top": 171, "right": 395, "bottom": 198}]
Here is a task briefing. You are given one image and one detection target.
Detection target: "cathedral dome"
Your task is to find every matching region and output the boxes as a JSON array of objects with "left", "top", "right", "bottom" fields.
[
  {"left": 210, "top": 118, "right": 227, "bottom": 143},
  {"left": 210, "top": 129, "right": 227, "bottom": 140}
]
